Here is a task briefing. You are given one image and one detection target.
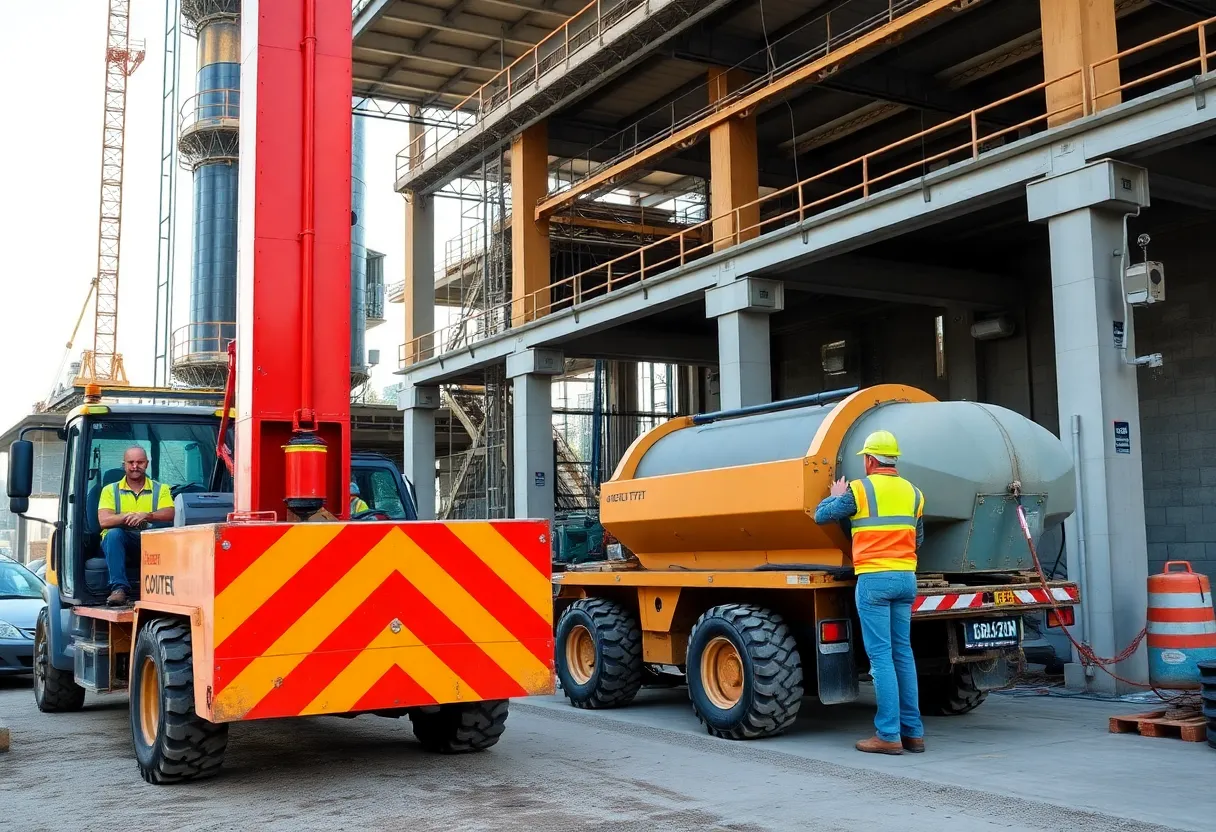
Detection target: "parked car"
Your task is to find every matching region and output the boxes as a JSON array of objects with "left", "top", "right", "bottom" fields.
[
  {"left": 26, "top": 558, "right": 47, "bottom": 581},
  {"left": 0, "top": 560, "right": 44, "bottom": 676}
]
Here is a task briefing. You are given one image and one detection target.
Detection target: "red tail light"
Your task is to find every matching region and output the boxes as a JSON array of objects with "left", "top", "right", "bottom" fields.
[
  {"left": 1046, "top": 607, "right": 1075, "bottom": 628},
  {"left": 820, "top": 620, "right": 849, "bottom": 644}
]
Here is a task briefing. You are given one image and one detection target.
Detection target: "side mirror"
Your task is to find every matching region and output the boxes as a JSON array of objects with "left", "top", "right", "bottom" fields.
[{"left": 8, "top": 440, "right": 34, "bottom": 513}]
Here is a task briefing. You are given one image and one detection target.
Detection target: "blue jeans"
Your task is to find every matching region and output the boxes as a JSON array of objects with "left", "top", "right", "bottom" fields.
[
  {"left": 101, "top": 528, "right": 140, "bottom": 591},
  {"left": 856, "top": 571, "right": 924, "bottom": 743}
]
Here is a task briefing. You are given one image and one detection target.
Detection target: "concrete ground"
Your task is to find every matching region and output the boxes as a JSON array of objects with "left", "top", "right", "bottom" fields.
[{"left": 0, "top": 675, "right": 1211, "bottom": 832}]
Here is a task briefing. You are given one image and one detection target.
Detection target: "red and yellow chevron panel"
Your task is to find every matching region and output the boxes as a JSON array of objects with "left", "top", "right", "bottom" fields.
[{"left": 139, "top": 520, "right": 554, "bottom": 722}]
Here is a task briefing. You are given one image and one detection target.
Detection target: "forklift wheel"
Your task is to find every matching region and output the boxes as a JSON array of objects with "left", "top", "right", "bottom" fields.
[
  {"left": 32, "top": 608, "right": 85, "bottom": 713},
  {"left": 917, "top": 663, "right": 989, "bottom": 716},
  {"left": 555, "top": 598, "right": 643, "bottom": 709},
  {"left": 686, "top": 604, "right": 803, "bottom": 740},
  {"left": 409, "top": 700, "right": 509, "bottom": 753},
  {"left": 130, "top": 618, "right": 229, "bottom": 784}
]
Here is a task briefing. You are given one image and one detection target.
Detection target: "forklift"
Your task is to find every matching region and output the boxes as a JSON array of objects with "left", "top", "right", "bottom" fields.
[{"left": 6, "top": 0, "right": 553, "bottom": 783}]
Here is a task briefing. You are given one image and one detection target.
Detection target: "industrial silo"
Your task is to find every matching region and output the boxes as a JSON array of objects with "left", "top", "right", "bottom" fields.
[{"left": 351, "top": 114, "right": 369, "bottom": 389}]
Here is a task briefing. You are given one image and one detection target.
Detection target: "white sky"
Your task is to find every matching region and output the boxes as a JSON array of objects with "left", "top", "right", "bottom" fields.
[{"left": 0, "top": 1, "right": 459, "bottom": 434}]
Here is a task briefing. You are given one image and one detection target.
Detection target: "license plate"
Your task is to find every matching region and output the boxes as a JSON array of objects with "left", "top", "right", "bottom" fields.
[
  {"left": 963, "top": 618, "right": 1020, "bottom": 650},
  {"left": 994, "top": 590, "right": 1018, "bottom": 606}
]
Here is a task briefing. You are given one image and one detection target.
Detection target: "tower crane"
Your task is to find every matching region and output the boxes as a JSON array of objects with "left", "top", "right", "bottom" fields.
[{"left": 76, "top": 0, "right": 145, "bottom": 386}]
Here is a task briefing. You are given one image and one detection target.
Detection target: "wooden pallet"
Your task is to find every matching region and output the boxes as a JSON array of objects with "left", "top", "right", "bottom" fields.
[{"left": 1109, "top": 710, "right": 1207, "bottom": 742}]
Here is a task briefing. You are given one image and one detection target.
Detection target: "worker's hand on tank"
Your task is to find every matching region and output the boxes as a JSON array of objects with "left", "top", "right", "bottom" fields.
[{"left": 830, "top": 477, "right": 849, "bottom": 497}]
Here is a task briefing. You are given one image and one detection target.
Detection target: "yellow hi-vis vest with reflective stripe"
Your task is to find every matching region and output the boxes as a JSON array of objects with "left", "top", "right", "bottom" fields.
[{"left": 847, "top": 471, "right": 923, "bottom": 574}]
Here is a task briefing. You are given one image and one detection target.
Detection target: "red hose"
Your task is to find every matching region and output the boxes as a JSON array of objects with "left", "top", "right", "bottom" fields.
[
  {"left": 297, "top": 0, "right": 317, "bottom": 431},
  {"left": 217, "top": 340, "right": 236, "bottom": 475},
  {"left": 1015, "top": 500, "right": 1193, "bottom": 704}
]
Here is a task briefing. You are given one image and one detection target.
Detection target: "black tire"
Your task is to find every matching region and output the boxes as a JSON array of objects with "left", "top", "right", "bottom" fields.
[
  {"left": 130, "top": 618, "right": 229, "bottom": 784},
  {"left": 33, "top": 608, "right": 85, "bottom": 713},
  {"left": 409, "top": 700, "right": 508, "bottom": 753},
  {"left": 555, "top": 598, "right": 643, "bottom": 709},
  {"left": 918, "top": 663, "right": 989, "bottom": 716},
  {"left": 686, "top": 604, "right": 803, "bottom": 740}
]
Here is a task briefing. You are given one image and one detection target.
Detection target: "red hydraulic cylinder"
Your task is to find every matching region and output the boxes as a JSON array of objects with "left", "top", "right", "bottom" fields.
[{"left": 235, "top": 0, "right": 352, "bottom": 519}]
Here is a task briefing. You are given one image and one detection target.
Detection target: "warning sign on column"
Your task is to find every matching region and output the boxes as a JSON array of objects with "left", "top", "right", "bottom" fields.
[{"left": 1113, "top": 421, "right": 1131, "bottom": 454}]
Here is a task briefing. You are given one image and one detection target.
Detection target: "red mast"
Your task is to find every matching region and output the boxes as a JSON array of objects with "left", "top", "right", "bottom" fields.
[{"left": 233, "top": 0, "right": 352, "bottom": 518}]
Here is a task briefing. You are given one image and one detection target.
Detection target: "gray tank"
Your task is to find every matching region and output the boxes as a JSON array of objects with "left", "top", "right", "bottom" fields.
[{"left": 624, "top": 397, "right": 1074, "bottom": 574}]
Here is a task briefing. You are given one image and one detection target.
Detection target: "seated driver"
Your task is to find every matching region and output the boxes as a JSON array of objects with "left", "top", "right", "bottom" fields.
[
  {"left": 350, "top": 481, "right": 369, "bottom": 515},
  {"left": 97, "top": 445, "right": 174, "bottom": 606}
]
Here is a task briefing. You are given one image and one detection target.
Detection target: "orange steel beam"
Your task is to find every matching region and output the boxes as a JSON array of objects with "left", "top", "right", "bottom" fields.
[
  {"left": 534, "top": 0, "right": 962, "bottom": 221},
  {"left": 1040, "top": 0, "right": 1121, "bottom": 127},
  {"left": 512, "top": 122, "right": 551, "bottom": 326},
  {"left": 708, "top": 67, "right": 759, "bottom": 251}
]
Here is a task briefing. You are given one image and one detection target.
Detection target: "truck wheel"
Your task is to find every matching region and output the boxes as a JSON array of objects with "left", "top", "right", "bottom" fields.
[
  {"left": 555, "top": 598, "right": 643, "bottom": 709},
  {"left": 918, "top": 664, "right": 989, "bottom": 716},
  {"left": 409, "top": 700, "right": 508, "bottom": 753},
  {"left": 686, "top": 604, "right": 803, "bottom": 740},
  {"left": 33, "top": 608, "right": 85, "bottom": 713},
  {"left": 130, "top": 618, "right": 229, "bottom": 784}
]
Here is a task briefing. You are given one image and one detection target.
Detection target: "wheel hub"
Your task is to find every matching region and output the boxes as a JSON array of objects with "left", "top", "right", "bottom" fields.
[
  {"left": 701, "top": 636, "right": 744, "bottom": 710},
  {"left": 566, "top": 624, "right": 596, "bottom": 685},
  {"left": 139, "top": 656, "right": 161, "bottom": 747}
]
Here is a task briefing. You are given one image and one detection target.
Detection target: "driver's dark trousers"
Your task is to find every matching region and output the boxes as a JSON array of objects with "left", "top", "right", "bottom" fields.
[{"left": 101, "top": 528, "right": 141, "bottom": 591}]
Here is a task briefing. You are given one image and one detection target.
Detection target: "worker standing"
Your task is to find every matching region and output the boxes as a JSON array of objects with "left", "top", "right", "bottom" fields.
[{"left": 814, "top": 430, "right": 926, "bottom": 755}]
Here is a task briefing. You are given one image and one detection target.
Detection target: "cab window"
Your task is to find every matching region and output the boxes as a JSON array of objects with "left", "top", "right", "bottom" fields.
[{"left": 84, "top": 420, "right": 218, "bottom": 495}]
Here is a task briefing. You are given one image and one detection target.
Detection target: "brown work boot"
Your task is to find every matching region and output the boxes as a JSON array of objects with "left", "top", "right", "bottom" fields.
[
  {"left": 902, "top": 736, "right": 925, "bottom": 753},
  {"left": 106, "top": 587, "right": 128, "bottom": 606},
  {"left": 855, "top": 736, "right": 903, "bottom": 755}
]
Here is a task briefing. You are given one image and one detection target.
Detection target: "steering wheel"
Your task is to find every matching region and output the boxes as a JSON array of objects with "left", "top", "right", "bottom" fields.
[
  {"left": 170, "top": 482, "right": 207, "bottom": 499},
  {"left": 351, "top": 509, "right": 389, "bottom": 522}
]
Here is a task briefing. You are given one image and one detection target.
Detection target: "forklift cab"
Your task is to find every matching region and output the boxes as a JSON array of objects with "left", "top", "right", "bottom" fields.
[{"left": 27, "top": 407, "right": 226, "bottom": 607}]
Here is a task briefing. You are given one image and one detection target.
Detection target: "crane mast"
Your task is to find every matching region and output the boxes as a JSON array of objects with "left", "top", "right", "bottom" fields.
[{"left": 78, "top": 0, "right": 144, "bottom": 386}]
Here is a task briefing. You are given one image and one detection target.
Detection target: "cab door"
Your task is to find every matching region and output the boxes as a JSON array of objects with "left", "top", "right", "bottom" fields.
[{"left": 55, "top": 423, "right": 85, "bottom": 599}]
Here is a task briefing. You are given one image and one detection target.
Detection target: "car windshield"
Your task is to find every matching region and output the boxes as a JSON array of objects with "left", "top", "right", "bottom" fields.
[{"left": 0, "top": 562, "right": 43, "bottom": 599}]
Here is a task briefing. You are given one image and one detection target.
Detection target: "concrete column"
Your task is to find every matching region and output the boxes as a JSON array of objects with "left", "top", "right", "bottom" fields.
[
  {"left": 705, "top": 277, "right": 783, "bottom": 409},
  {"left": 944, "top": 308, "right": 979, "bottom": 401},
  {"left": 399, "top": 385, "right": 439, "bottom": 519},
  {"left": 404, "top": 192, "right": 435, "bottom": 364},
  {"left": 511, "top": 122, "right": 551, "bottom": 325},
  {"left": 1027, "top": 159, "right": 1151, "bottom": 692},
  {"left": 708, "top": 68, "right": 759, "bottom": 251},
  {"left": 1040, "top": 0, "right": 1120, "bottom": 127},
  {"left": 507, "top": 349, "right": 564, "bottom": 520}
]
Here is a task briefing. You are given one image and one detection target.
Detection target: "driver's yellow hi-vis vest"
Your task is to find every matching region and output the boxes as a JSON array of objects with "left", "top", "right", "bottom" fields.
[{"left": 847, "top": 471, "right": 923, "bottom": 574}]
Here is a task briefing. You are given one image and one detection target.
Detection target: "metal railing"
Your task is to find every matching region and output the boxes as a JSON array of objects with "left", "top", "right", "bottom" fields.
[
  {"left": 398, "top": 16, "right": 1216, "bottom": 369},
  {"left": 545, "top": 0, "right": 941, "bottom": 206},
  {"left": 179, "top": 88, "right": 240, "bottom": 136},
  {"left": 366, "top": 281, "right": 385, "bottom": 320},
  {"left": 170, "top": 321, "right": 235, "bottom": 366},
  {"left": 394, "top": 0, "right": 640, "bottom": 181}
]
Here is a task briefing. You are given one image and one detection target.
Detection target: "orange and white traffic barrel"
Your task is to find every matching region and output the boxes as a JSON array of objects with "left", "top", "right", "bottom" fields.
[{"left": 1147, "top": 561, "right": 1216, "bottom": 690}]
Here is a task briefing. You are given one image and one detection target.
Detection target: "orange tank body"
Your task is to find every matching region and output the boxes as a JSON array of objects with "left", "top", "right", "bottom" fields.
[{"left": 600, "top": 385, "right": 936, "bottom": 571}]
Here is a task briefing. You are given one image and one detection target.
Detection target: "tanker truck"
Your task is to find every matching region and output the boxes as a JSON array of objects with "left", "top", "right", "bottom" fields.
[{"left": 552, "top": 384, "right": 1081, "bottom": 739}]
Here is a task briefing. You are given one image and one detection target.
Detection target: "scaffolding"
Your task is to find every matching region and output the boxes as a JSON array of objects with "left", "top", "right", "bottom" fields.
[{"left": 153, "top": 0, "right": 182, "bottom": 387}]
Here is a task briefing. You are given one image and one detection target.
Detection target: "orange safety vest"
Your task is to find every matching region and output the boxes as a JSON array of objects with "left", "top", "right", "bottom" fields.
[{"left": 847, "top": 470, "right": 923, "bottom": 574}]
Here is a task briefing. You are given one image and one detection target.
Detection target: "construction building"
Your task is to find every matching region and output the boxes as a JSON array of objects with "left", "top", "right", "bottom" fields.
[{"left": 364, "top": 0, "right": 1216, "bottom": 694}]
